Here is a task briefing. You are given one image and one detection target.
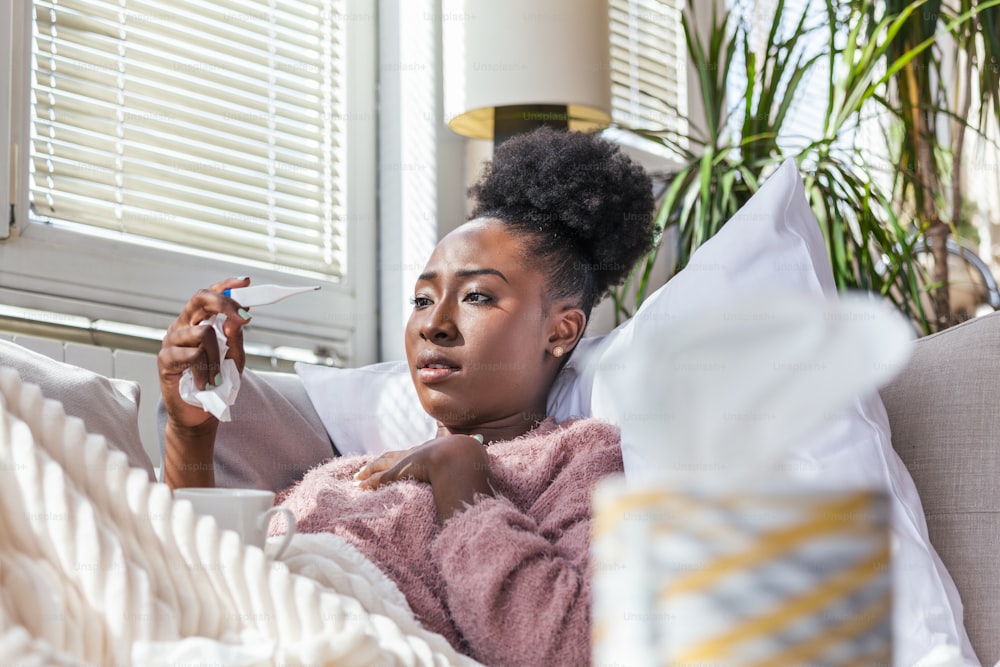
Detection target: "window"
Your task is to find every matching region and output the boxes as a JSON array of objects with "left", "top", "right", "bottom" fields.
[
  {"left": 608, "top": 0, "right": 688, "bottom": 139},
  {"left": 2, "top": 0, "right": 376, "bottom": 365}
]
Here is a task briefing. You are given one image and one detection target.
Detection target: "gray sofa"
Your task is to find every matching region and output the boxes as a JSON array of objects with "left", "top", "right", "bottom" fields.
[
  {"left": 5, "top": 309, "right": 998, "bottom": 664},
  {"left": 201, "top": 311, "right": 1000, "bottom": 664},
  {"left": 880, "top": 310, "right": 1000, "bottom": 665},
  {"left": 197, "top": 312, "right": 1000, "bottom": 665}
]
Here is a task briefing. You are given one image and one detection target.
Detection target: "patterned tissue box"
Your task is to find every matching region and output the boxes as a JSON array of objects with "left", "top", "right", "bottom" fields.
[{"left": 592, "top": 475, "right": 892, "bottom": 667}]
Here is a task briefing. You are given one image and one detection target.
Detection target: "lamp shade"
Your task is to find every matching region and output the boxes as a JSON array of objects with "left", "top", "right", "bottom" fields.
[{"left": 442, "top": 0, "right": 612, "bottom": 139}]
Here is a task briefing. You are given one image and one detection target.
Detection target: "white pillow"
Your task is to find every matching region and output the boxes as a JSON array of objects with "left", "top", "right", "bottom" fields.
[
  {"left": 0, "top": 339, "right": 155, "bottom": 480},
  {"left": 590, "top": 159, "right": 977, "bottom": 667},
  {"left": 296, "top": 159, "right": 975, "bottom": 666},
  {"left": 294, "top": 360, "right": 436, "bottom": 457}
]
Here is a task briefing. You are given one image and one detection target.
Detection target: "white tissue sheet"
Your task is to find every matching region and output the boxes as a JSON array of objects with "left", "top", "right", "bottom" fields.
[
  {"left": 178, "top": 314, "right": 241, "bottom": 422},
  {"left": 595, "top": 292, "right": 914, "bottom": 483}
]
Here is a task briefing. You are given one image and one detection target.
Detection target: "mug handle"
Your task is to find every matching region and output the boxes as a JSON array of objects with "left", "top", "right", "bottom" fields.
[{"left": 257, "top": 506, "right": 297, "bottom": 560}]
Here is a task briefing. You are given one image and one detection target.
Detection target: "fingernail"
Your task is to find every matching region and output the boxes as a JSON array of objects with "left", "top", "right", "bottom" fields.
[
  {"left": 237, "top": 276, "right": 250, "bottom": 281},
  {"left": 238, "top": 308, "right": 251, "bottom": 320},
  {"left": 214, "top": 373, "right": 222, "bottom": 386}
]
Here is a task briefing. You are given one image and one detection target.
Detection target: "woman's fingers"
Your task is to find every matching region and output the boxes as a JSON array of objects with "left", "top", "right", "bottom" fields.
[
  {"left": 165, "top": 279, "right": 252, "bottom": 375},
  {"left": 355, "top": 450, "right": 432, "bottom": 489},
  {"left": 208, "top": 276, "right": 250, "bottom": 294},
  {"left": 354, "top": 451, "right": 406, "bottom": 482},
  {"left": 208, "top": 276, "right": 253, "bottom": 340},
  {"left": 178, "top": 285, "right": 252, "bottom": 331},
  {"left": 159, "top": 277, "right": 254, "bottom": 430},
  {"left": 159, "top": 323, "right": 222, "bottom": 390},
  {"left": 380, "top": 458, "right": 426, "bottom": 485}
]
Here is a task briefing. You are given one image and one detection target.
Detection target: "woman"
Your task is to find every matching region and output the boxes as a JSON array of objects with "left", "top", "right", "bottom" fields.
[{"left": 160, "top": 127, "right": 656, "bottom": 666}]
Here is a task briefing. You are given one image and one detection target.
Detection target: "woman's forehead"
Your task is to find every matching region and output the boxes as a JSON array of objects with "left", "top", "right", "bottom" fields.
[{"left": 424, "top": 219, "right": 525, "bottom": 273}]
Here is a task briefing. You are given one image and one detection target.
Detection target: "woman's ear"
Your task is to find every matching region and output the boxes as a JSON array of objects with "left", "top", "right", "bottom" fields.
[{"left": 548, "top": 305, "right": 587, "bottom": 356}]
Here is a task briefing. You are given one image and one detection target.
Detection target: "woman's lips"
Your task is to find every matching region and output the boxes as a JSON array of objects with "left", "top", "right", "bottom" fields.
[{"left": 417, "top": 364, "right": 460, "bottom": 384}]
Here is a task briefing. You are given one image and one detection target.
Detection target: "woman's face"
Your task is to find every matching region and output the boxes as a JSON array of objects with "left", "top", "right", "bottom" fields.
[{"left": 404, "top": 218, "right": 564, "bottom": 433}]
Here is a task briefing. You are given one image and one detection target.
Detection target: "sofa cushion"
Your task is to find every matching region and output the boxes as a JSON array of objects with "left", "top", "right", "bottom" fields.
[
  {"left": 880, "top": 310, "right": 1000, "bottom": 666},
  {"left": 157, "top": 368, "right": 335, "bottom": 491},
  {"left": 0, "top": 339, "right": 155, "bottom": 479}
]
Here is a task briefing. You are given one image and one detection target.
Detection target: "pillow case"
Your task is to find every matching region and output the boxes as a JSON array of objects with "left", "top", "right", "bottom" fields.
[
  {"left": 590, "top": 160, "right": 976, "bottom": 667},
  {"left": 0, "top": 338, "right": 155, "bottom": 479},
  {"left": 295, "top": 346, "right": 608, "bottom": 458},
  {"left": 293, "top": 361, "right": 436, "bottom": 457}
]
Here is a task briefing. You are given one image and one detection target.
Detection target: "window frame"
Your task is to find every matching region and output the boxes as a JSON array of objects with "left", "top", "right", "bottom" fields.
[{"left": 2, "top": 0, "right": 378, "bottom": 365}]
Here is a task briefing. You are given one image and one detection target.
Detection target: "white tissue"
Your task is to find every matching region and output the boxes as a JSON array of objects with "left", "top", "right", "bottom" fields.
[
  {"left": 178, "top": 314, "right": 241, "bottom": 422},
  {"left": 914, "top": 644, "right": 982, "bottom": 667},
  {"left": 594, "top": 292, "right": 914, "bottom": 484}
]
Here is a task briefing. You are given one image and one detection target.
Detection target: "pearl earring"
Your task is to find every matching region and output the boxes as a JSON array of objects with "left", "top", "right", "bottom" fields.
[{"left": 552, "top": 346, "right": 564, "bottom": 358}]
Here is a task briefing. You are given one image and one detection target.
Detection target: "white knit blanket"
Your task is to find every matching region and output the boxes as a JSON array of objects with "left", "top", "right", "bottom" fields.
[{"left": 0, "top": 368, "right": 483, "bottom": 667}]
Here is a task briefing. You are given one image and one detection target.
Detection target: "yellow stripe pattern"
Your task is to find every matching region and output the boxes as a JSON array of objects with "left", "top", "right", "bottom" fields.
[{"left": 590, "top": 478, "right": 891, "bottom": 666}]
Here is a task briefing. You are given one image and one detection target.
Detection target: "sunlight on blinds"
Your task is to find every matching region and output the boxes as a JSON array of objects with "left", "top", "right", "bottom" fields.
[
  {"left": 608, "top": 0, "right": 687, "bottom": 138},
  {"left": 30, "top": 0, "right": 346, "bottom": 278}
]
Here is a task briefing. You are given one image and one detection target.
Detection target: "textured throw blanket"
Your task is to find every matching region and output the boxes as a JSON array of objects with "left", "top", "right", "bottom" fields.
[{"left": 0, "top": 367, "right": 483, "bottom": 667}]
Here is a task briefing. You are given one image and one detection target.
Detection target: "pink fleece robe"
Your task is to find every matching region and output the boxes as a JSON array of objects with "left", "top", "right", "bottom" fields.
[{"left": 274, "top": 417, "right": 622, "bottom": 667}]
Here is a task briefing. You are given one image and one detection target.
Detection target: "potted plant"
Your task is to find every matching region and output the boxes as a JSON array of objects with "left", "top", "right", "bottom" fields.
[{"left": 613, "top": 0, "right": 1000, "bottom": 335}]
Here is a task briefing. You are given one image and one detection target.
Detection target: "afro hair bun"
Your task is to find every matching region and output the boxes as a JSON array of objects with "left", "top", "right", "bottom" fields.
[{"left": 468, "top": 127, "right": 656, "bottom": 299}]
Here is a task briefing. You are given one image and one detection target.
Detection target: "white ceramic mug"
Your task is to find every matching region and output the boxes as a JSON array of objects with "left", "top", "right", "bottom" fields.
[{"left": 173, "top": 488, "right": 297, "bottom": 559}]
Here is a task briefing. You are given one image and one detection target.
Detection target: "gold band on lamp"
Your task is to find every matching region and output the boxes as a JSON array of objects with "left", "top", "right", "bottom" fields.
[
  {"left": 447, "top": 103, "right": 612, "bottom": 141},
  {"left": 442, "top": 0, "right": 612, "bottom": 140}
]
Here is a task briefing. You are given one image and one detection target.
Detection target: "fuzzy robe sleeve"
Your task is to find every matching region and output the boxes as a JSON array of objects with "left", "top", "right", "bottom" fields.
[{"left": 430, "top": 419, "right": 622, "bottom": 667}]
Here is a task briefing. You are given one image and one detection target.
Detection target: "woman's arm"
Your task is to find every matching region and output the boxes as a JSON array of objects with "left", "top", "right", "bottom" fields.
[
  {"left": 159, "top": 277, "right": 252, "bottom": 489},
  {"left": 163, "top": 419, "right": 219, "bottom": 488}
]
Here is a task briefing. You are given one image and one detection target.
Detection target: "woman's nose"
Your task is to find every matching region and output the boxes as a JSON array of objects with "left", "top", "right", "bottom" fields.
[{"left": 420, "top": 302, "right": 458, "bottom": 341}]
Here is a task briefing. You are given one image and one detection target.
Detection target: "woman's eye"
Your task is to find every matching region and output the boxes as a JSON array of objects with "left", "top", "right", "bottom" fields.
[
  {"left": 465, "top": 292, "right": 492, "bottom": 304},
  {"left": 410, "top": 296, "right": 432, "bottom": 308}
]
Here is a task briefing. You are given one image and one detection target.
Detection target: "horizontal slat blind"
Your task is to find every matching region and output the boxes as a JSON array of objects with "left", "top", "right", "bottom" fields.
[
  {"left": 30, "top": 0, "right": 346, "bottom": 278},
  {"left": 609, "top": 0, "right": 688, "bottom": 137}
]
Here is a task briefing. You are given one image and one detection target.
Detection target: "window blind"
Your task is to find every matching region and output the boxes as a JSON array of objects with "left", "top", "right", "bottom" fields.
[
  {"left": 608, "top": 0, "right": 688, "bottom": 137},
  {"left": 30, "top": 0, "right": 347, "bottom": 278}
]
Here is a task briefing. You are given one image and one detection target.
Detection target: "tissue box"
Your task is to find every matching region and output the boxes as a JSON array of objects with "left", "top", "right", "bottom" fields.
[{"left": 592, "top": 475, "right": 891, "bottom": 666}]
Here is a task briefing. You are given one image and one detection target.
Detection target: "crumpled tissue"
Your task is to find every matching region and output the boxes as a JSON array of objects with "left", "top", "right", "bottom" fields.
[
  {"left": 593, "top": 291, "right": 914, "bottom": 483},
  {"left": 179, "top": 313, "right": 241, "bottom": 421}
]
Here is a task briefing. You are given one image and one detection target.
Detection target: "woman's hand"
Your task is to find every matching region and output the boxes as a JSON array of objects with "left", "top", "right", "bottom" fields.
[
  {"left": 159, "top": 277, "right": 253, "bottom": 430},
  {"left": 160, "top": 277, "right": 252, "bottom": 488},
  {"left": 355, "top": 435, "right": 494, "bottom": 520}
]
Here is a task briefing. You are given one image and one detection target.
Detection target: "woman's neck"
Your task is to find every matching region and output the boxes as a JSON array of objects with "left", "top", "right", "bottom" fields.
[{"left": 436, "top": 404, "right": 548, "bottom": 445}]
